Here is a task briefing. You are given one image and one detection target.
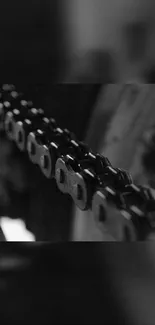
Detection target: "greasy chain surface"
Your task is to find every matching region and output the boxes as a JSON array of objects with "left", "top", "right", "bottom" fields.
[{"left": 1, "top": 84, "right": 155, "bottom": 241}]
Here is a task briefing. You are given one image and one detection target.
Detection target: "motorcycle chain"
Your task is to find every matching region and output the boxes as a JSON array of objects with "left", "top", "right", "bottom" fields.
[{"left": 0, "top": 84, "right": 155, "bottom": 241}]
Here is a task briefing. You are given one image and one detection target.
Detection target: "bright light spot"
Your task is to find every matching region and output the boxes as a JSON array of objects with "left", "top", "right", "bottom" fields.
[{"left": 0, "top": 217, "right": 35, "bottom": 242}]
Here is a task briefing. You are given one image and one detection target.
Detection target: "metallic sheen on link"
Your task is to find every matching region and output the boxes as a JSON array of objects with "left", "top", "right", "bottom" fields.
[{"left": 0, "top": 84, "right": 155, "bottom": 241}]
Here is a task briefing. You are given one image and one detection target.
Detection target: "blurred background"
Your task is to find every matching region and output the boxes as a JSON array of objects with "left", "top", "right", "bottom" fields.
[{"left": 1, "top": 0, "right": 155, "bottom": 83}]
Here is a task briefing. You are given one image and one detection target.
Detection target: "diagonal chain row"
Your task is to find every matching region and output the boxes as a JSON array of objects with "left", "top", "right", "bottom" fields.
[{"left": 0, "top": 84, "right": 155, "bottom": 241}]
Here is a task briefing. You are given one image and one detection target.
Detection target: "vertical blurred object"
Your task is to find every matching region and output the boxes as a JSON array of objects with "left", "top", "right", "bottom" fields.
[
  {"left": 124, "top": 21, "right": 150, "bottom": 62},
  {"left": 0, "top": 225, "right": 6, "bottom": 241}
]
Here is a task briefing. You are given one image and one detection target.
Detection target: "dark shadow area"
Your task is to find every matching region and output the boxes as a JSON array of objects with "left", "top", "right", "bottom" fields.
[{"left": 0, "top": 243, "right": 129, "bottom": 325}]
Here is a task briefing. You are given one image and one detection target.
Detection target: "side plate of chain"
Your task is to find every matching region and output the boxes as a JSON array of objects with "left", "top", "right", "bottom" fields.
[{"left": 1, "top": 84, "right": 155, "bottom": 241}]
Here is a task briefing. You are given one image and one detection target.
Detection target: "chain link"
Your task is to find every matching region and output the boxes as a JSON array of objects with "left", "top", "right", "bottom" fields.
[{"left": 1, "top": 84, "right": 155, "bottom": 241}]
